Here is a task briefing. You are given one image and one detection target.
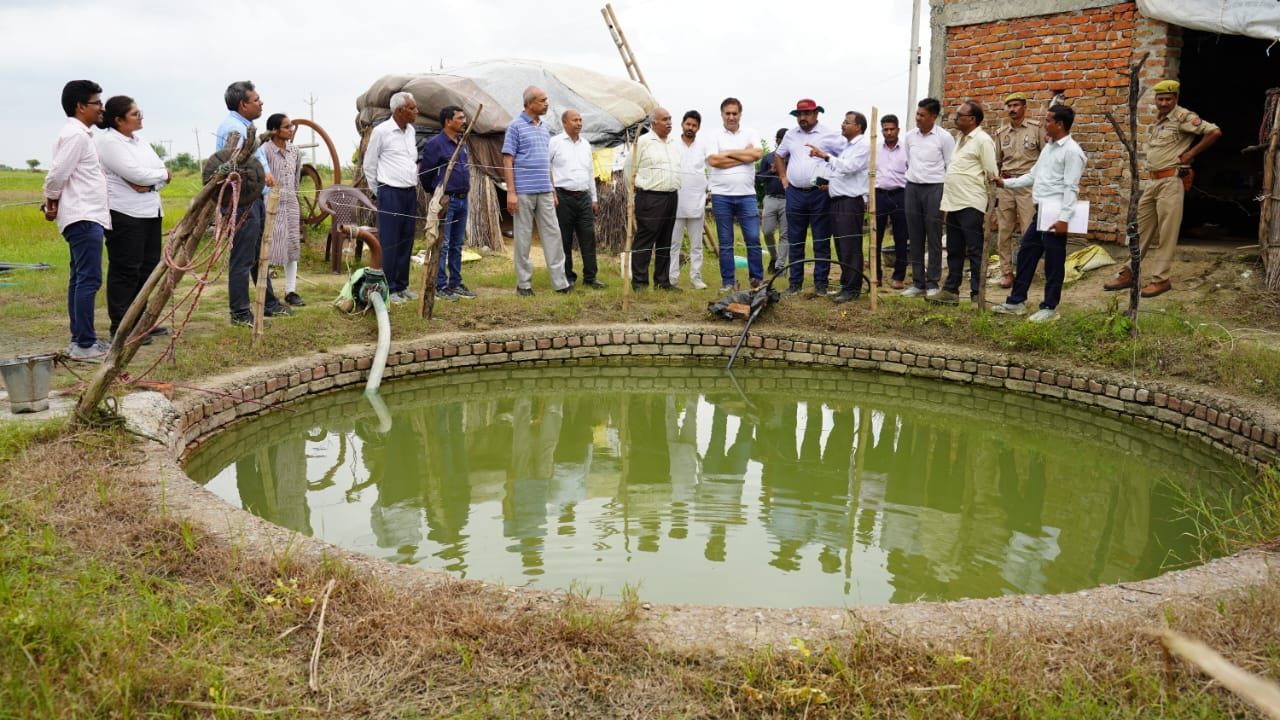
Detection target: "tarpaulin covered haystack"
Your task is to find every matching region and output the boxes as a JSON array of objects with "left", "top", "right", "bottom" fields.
[{"left": 355, "top": 59, "right": 656, "bottom": 252}]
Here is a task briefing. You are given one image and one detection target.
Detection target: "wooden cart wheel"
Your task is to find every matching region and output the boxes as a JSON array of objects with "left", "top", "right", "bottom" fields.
[{"left": 291, "top": 118, "right": 342, "bottom": 227}]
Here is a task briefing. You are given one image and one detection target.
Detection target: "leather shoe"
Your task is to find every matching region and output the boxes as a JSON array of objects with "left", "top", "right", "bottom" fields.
[
  {"left": 1000, "top": 273, "right": 1013, "bottom": 289},
  {"left": 585, "top": 280, "right": 607, "bottom": 289},
  {"left": 516, "top": 287, "right": 534, "bottom": 297},
  {"left": 890, "top": 279, "right": 905, "bottom": 290},
  {"left": 1140, "top": 279, "right": 1171, "bottom": 298},
  {"left": 1104, "top": 267, "right": 1134, "bottom": 292}
]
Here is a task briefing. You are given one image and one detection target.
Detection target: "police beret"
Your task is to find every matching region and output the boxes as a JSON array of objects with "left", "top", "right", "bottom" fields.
[
  {"left": 1004, "top": 92, "right": 1028, "bottom": 104},
  {"left": 1152, "top": 80, "right": 1180, "bottom": 95}
]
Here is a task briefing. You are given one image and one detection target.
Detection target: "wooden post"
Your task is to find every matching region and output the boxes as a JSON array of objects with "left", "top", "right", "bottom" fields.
[
  {"left": 1104, "top": 52, "right": 1149, "bottom": 334},
  {"left": 1260, "top": 91, "right": 1280, "bottom": 291},
  {"left": 75, "top": 132, "right": 259, "bottom": 423},
  {"left": 622, "top": 134, "right": 640, "bottom": 312},
  {"left": 252, "top": 187, "right": 281, "bottom": 343},
  {"left": 419, "top": 104, "right": 483, "bottom": 319},
  {"left": 868, "top": 107, "right": 880, "bottom": 311}
]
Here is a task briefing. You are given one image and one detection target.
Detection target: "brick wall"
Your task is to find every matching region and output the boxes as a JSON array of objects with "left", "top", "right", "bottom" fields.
[{"left": 940, "top": 2, "right": 1176, "bottom": 243}]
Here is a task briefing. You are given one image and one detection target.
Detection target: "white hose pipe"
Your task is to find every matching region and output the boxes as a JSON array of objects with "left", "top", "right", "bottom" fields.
[{"left": 364, "top": 292, "right": 391, "bottom": 395}]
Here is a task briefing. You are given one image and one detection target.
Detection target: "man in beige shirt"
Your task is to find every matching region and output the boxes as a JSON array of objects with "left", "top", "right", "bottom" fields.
[
  {"left": 1105, "top": 79, "right": 1220, "bottom": 298},
  {"left": 934, "top": 100, "right": 998, "bottom": 304},
  {"left": 628, "top": 107, "right": 683, "bottom": 290},
  {"left": 993, "top": 91, "right": 1042, "bottom": 289}
]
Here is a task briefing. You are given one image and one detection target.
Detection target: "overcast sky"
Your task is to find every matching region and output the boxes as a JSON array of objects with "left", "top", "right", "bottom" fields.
[{"left": 1, "top": 0, "right": 931, "bottom": 168}]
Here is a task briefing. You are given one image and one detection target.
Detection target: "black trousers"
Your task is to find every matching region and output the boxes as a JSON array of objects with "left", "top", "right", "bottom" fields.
[
  {"left": 943, "top": 207, "right": 986, "bottom": 298},
  {"left": 830, "top": 195, "right": 866, "bottom": 294},
  {"left": 104, "top": 210, "right": 162, "bottom": 334},
  {"left": 1007, "top": 212, "right": 1068, "bottom": 310},
  {"left": 875, "top": 187, "right": 908, "bottom": 281},
  {"left": 632, "top": 189, "right": 677, "bottom": 287},
  {"left": 556, "top": 188, "right": 598, "bottom": 284},
  {"left": 905, "top": 181, "right": 944, "bottom": 290},
  {"left": 228, "top": 199, "right": 282, "bottom": 319}
]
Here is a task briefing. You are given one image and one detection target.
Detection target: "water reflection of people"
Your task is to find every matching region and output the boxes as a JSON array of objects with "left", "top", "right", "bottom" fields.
[
  {"left": 621, "top": 394, "right": 672, "bottom": 554},
  {"left": 420, "top": 403, "right": 471, "bottom": 572},
  {"left": 503, "top": 397, "right": 562, "bottom": 574},
  {"left": 665, "top": 395, "right": 701, "bottom": 540},
  {"left": 357, "top": 407, "right": 424, "bottom": 564},
  {"left": 235, "top": 436, "right": 312, "bottom": 536},
  {"left": 695, "top": 400, "right": 754, "bottom": 562}
]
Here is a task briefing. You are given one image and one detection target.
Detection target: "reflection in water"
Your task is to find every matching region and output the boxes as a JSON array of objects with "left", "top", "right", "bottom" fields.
[{"left": 188, "top": 367, "right": 1234, "bottom": 608}]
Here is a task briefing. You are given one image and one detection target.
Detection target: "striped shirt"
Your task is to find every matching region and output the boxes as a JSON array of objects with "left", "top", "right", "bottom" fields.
[{"left": 502, "top": 112, "right": 553, "bottom": 195}]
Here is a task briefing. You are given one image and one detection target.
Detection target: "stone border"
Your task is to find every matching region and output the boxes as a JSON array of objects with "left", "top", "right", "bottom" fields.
[{"left": 136, "top": 324, "right": 1279, "bottom": 648}]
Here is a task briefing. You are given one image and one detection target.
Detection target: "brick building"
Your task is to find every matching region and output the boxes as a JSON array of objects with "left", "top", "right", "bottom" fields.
[{"left": 929, "top": 0, "right": 1280, "bottom": 244}]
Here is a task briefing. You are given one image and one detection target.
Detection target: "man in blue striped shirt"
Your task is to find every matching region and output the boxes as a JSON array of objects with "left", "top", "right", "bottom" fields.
[{"left": 502, "top": 86, "right": 570, "bottom": 296}]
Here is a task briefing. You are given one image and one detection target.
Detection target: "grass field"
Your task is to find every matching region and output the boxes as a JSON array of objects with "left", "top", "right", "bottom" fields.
[{"left": 3, "top": 168, "right": 1280, "bottom": 717}]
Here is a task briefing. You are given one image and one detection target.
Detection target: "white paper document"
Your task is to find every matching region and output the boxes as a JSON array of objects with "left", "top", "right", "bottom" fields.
[{"left": 1037, "top": 199, "right": 1089, "bottom": 233}]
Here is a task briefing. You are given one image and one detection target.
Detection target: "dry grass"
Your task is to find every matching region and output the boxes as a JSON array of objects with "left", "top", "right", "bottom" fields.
[{"left": 3, "top": 425, "right": 1280, "bottom": 718}]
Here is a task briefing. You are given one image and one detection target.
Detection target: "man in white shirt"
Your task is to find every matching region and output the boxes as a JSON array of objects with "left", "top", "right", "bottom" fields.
[
  {"left": 362, "top": 91, "right": 421, "bottom": 302},
  {"left": 901, "top": 98, "right": 955, "bottom": 298},
  {"left": 934, "top": 100, "right": 998, "bottom": 304},
  {"left": 809, "top": 111, "right": 870, "bottom": 303},
  {"left": 992, "top": 105, "right": 1087, "bottom": 323},
  {"left": 549, "top": 109, "right": 604, "bottom": 289},
  {"left": 670, "top": 110, "right": 708, "bottom": 289},
  {"left": 705, "top": 97, "right": 763, "bottom": 293},
  {"left": 43, "top": 80, "right": 111, "bottom": 362},
  {"left": 775, "top": 98, "right": 847, "bottom": 295}
]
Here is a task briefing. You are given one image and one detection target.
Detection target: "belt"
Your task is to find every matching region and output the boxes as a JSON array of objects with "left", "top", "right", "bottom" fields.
[
  {"left": 636, "top": 188, "right": 676, "bottom": 194},
  {"left": 906, "top": 181, "right": 942, "bottom": 187},
  {"left": 791, "top": 185, "right": 818, "bottom": 192},
  {"left": 1148, "top": 167, "right": 1179, "bottom": 180},
  {"left": 445, "top": 191, "right": 468, "bottom": 199},
  {"left": 556, "top": 187, "right": 589, "bottom": 196},
  {"left": 877, "top": 186, "right": 905, "bottom": 192},
  {"left": 767, "top": 193, "right": 785, "bottom": 199}
]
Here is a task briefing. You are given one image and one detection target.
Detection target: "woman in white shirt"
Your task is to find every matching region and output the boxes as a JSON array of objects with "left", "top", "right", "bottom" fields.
[
  {"left": 263, "top": 113, "right": 305, "bottom": 306},
  {"left": 95, "top": 95, "right": 169, "bottom": 341}
]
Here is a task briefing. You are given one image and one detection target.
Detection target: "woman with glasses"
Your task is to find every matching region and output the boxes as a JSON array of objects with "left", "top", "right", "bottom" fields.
[
  {"left": 95, "top": 95, "right": 170, "bottom": 344},
  {"left": 263, "top": 113, "right": 305, "bottom": 306}
]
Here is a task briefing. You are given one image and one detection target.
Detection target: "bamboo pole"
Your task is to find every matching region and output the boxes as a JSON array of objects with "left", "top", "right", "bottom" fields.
[
  {"left": 419, "top": 104, "right": 484, "bottom": 319},
  {"left": 622, "top": 134, "right": 640, "bottom": 312},
  {"left": 601, "top": 3, "right": 649, "bottom": 91},
  {"left": 75, "top": 132, "right": 259, "bottom": 422},
  {"left": 868, "top": 107, "right": 880, "bottom": 311},
  {"left": 252, "top": 188, "right": 281, "bottom": 343},
  {"left": 1260, "top": 91, "right": 1280, "bottom": 291}
]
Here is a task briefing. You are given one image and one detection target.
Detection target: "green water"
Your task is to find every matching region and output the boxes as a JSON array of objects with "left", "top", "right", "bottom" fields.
[{"left": 185, "top": 365, "right": 1237, "bottom": 608}]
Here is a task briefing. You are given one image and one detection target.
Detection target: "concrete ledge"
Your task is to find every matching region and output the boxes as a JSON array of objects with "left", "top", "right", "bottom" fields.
[{"left": 134, "top": 323, "right": 1280, "bottom": 650}]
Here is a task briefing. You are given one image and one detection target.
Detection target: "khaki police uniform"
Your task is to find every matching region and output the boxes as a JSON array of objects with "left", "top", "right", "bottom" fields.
[
  {"left": 994, "top": 118, "right": 1042, "bottom": 277},
  {"left": 1137, "top": 105, "right": 1219, "bottom": 284}
]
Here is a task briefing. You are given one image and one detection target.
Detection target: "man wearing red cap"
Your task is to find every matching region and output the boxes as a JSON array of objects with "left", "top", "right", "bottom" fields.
[{"left": 775, "top": 98, "right": 846, "bottom": 295}]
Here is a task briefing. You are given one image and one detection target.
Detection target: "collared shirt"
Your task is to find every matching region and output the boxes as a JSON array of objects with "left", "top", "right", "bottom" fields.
[
  {"left": 705, "top": 126, "right": 760, "bottom": 196},
  {"left": 903, "top": 125, "right": 955, "bottom": 184},
  {"left": 995, "top": 119, "right": 1043, "bottom": 176},
  {"left": 95, "top": 128, "right": 167, "bottom": 219},
  {"left": 819, "top": 134, "right": 870, "bottom": 199},
  {"left": 1005, "top": 134, "right": 1087, "bottom": 222},
  {"left": 1143, "top": 104, "right": 1219, "bottom": 171},
  {"left": 875, "top": 141, "right": 908, "bottom": 190},
  {"left": 776, "top": 123, "right": 845, "bottom": 189},
  {"left": 631, "top": 131, "right": 682, "bottom": 192},
  {"left": 502, "top": 112, "right": 553, "bottom": 195},
  {"left": 940, "top": 127, "right": 998, "bottom": 213},
  {"left": 362, "top": 118, "right": 418, "bottom": 190},
  {"left": 215, "top": 111, "right": 270, "bottom": 177},
  {"left": 756, "top": 151, "right": 784, "bottom": 196},
  {"left": 418, "top": 132, "right": 470, "bottom": 195},
  {"left": 676, "top": 136, "right": 708, "bottom": 218},
  {"left": 43, "top": 118, "right": 110, "bottom": 233},
  {"left": 548, "top": 132, "right": 597, "bottom": 201}
]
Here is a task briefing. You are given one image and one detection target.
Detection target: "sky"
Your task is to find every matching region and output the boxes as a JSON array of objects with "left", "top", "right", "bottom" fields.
[{"left": 0, "top": 0, "right": 931, "bottom": 169}]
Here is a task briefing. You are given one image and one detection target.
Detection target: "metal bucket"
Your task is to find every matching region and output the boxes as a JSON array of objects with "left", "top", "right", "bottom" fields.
[{"left": 0, "top": 354, "right": 56, "bottom": 414}]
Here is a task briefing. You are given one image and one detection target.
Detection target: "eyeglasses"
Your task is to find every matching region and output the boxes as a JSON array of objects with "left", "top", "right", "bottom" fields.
[
  {"left": 84, "top": 100, "right": 103, "bottom": 107},
  {"left": 954, "top": 112, "right": 973, "bottom": 118}
]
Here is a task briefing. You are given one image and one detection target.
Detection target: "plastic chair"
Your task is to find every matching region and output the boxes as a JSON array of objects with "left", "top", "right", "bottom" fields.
[{"left": 318, "top": 185, "right": 376, "bottom": 274}]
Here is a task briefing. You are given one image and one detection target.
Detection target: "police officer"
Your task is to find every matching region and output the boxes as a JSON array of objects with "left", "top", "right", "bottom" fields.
[
  {"left": 992, "top": 91, "right": 1042, "bottom": 289},
  {"left": 1105, "top": 79, "right": 1221, "bottom": 297}
]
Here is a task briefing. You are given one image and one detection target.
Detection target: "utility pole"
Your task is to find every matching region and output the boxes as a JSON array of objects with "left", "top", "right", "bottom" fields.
[
  {"left": 907, "top": 0, "right": 921, "bottom": 110},
  {"left": 302, "top": 93, "right": 319, "bottom": 166},
  {"left": 193, "top": 128, "right": 201, "bottom": 162}
]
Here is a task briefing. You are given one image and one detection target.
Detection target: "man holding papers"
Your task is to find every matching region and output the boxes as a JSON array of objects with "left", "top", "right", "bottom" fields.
[{"left": 990, "top": 105, "right": 1086, "bottom": 323}]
